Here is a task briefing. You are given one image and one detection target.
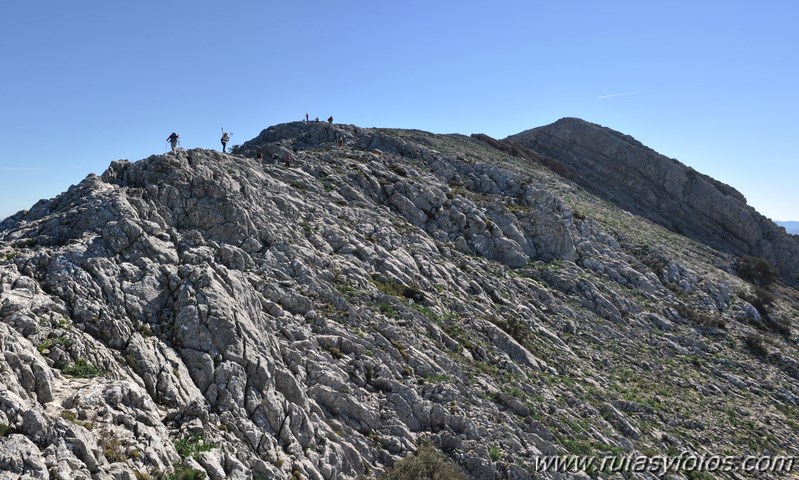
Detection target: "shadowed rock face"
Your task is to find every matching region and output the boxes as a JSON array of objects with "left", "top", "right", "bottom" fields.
[
  {"left": 0, "top": 121, "right": 798, "bottom": 480},
  {"left": 504, "top": 117, "right": 799, "bottom": 284}
]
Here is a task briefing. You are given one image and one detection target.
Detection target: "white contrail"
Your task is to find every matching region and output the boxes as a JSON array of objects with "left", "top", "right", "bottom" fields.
[{"left": 596, "top": 91, "right": 642, "bottom": 99}]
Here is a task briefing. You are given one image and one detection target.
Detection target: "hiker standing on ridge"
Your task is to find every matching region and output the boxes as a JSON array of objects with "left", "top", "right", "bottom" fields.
[
  {"left": 221, "top": 128, "right": 231, "bottom": 153},
  {"left": 305, "top": 113, "right": 309, "bottom": 122},
  {"left": 166, "top": 132, "right": 180, "bottom": 153},
  {"left": 327, "top": 116, "right": 333, "bottom": 124}
]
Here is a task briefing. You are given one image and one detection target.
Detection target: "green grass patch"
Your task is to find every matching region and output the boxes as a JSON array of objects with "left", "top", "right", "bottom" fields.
[
  {"left": 424, "top": 373, "right": 451, "bottom": 383},
  {"left": 38, "top": 336, "right": 73, "bottom": 353},
  {"left": 60, "top": 358, "right": 104, "bottom": 378},
  {"left": 174, "top": 434, "right": 215, "bottom": 460}
]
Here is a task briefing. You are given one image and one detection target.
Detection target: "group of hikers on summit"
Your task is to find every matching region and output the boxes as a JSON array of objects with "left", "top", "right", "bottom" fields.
[
  {"left": 165, "top": 128, "right": 231, "bottom": 153},
  {"left": 165, "top": 115, "right": 342, "bottom": 165}
]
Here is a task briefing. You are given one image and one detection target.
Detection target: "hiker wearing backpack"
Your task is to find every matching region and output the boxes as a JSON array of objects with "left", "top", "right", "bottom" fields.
[
  {"left": 166, "top": 132, "right": 180, "bottom": 153},
  {"left": 221, "top": 129, "right": 231, "bottom": 153}
]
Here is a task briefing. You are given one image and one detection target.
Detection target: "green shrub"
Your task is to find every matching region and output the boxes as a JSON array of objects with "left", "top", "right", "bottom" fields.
[
  {"left": 377, "top": 302, "right": 399, "bottom": 319},
  {"left": 738, "top": 256, "right": 778, "bottom": 287},
  {"left": 423, "top": 373, "right": 451, "bottom": 383},
  {"left": 747, "top": 286, "right": 774, "bottom": 316},
  {"left": 675, "top": 304, "right": 726, "bottom": 329},
  {"left": 744, "top": 334, "right": 768, "bottom": 357},
  {"left": 324, "top": 345, "right": 345, "bottom": 360},
  {"left": 61, "top": 358, "right": 104, "bottom": 378},
  {"left": 60, "top": 411, "right": 77, "bottom": 422},
  {"left": 378, "top": 441, "right": 466, "bottom": 480},
  {"left": 100, "top": 435, "right": 127, "bottom": 463},
  {"left": 174, "top": 434, "right": 214, "bottom": 460},
  {"left": 38, "top": 336, "right": 73, "bottom": 353},
  {"left": 371, "top": 276, "right": 425, "bottom": 302},
  {"left": 488, "top": 315, "right": 530, "bottom": 344},
  {"left": 488, "top": 446, "right": 502, "bottom": 462},
  {"left": 0, "top": 423, "right": 12, "bottom": 436},
  {"left": 561, "top": 438, "right": 595, "bottom": 455},
  {"left": 765, "top": 315, "right": 792, "bottom": 338},
  {"left": 164, "top": 467, "right": 205, "bottom": 480}
]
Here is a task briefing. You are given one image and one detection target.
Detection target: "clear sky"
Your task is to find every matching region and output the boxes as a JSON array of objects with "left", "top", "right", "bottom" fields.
[{"left": 1, "top": 1, "right": 797, "bottom": 222}]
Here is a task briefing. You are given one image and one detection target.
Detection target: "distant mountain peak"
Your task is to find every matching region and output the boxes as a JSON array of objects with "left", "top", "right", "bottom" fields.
[{"left": 777, "top": 220, "right": 799, "bottom": 235}]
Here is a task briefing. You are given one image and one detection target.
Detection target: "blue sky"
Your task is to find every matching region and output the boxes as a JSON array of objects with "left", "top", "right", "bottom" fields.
[{"left": 1, "top": 1, "right": 797, "bottom": 222}]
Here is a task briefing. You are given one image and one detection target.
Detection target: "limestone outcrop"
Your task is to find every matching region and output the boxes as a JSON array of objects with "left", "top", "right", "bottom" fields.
[
  {"left": 503, "top": 117, "right": 799, "bottom": 284},
  {"left": 0, "top": 121, "right": 797, "bottom": 479}
]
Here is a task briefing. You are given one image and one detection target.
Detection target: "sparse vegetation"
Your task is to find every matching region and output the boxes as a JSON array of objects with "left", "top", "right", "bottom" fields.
[
  {"left": 746, "top": 286, "right": 775, "bottom": 316},
  {"left": 488, "top": 445, "right": 502, "bottom": 462},
  {"left": 174, "top": 434, "right": 214, "bottom": 460},
  {"left": 5, "top": 117, "right": 799, "bottom": 480},
  {"left": 60, "top": 410, "right": 77, "bottom": 422},
  {"left": 744, "top": 334, "right": 768, "bottom": 357},
  {"left": 738, "top": 255, "right": 778, "bottom": 287},
  {"left": 60, "top": 358, "right": 104, "bottom": 378},
  {"left": 389, "top": 339, "right": 410, "bottom": 362},
  {"left": 336, "top": 283, "right": 357, "bottom": 299},
  {"left": 423, "top": 373, "right": 451, "bottom": 383},
  {"left": 377, "top": 441, "right": 467, "bottom": 480},
  {"left": 765, "top": 315, "right": 793, "bottom": 338},
  {"left": 164, "top": 467, "right": 205, "bottom": 480},
  {"left": 100, "top": 434, "right": 127, "bottom": 463},
  {"left": 324, "top": 345, "right": 345, "bottom": 360},
  {"left": 133, "top": 470, "right": 152, "bottom": 480},
  {"left": 376, "top": 301, "right": 399, "bottom": 319},
  {"left": 370, "top": 276, "right": 425, "bottom": 302},
  {"left": 38, "top": 335, "right": 72, "bottom": 353},
  {"left": 675, "top": 303, "right": 726, "bottom": 330}
]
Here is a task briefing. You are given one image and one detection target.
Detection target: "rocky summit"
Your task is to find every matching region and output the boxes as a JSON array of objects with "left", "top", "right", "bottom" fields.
[{"left": 0, "top": 119, "right": 798, "bottom": 480}]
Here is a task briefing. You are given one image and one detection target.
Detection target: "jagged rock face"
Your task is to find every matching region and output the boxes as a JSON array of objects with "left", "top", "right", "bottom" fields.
[
  {"left": 504, "top": 117, "right": 799, "bottom": 285},
  {"left": 0, "top": 121, "right": 798, "bottom": 480}
]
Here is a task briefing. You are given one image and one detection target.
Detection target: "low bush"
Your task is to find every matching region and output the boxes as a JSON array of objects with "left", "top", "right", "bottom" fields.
[
  {"left": 378, "top": 441, "right": 466, "bottom": 480},
  {"left": 738, "top": 256, "right": 778, "bottom": 287},
  {"left": 174, "top": 434, "right": 214, "bottom": 460},
  {"left": 164, "top": 467, "right": 205, "bottom": 480},
  {"left": 744, "top": 334, "right": 769, "bottom": 357},
  {"left": 675, "top": 304, "right": 726, "bottom": 330},
  {"left": 747, "top": 286, "right": 774, "bottom": 316},
  {"left": 61, "top": 358, "right": 104, "bottom": 378}
]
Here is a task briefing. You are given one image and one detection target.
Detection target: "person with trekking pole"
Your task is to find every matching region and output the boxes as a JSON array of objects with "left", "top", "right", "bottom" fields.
[{"left": 221, "top": 128, "right": 232, "bottom": 153}]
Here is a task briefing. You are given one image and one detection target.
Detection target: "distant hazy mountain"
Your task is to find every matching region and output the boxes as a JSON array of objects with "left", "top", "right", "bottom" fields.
[{"left": 777, "top": 220, "right": 799, "bottom": 235}]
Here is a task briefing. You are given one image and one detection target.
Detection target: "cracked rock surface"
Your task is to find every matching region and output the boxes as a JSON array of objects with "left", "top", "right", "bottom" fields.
[{"left": 1, "top": 120, "right": 798, "bottom": 479}]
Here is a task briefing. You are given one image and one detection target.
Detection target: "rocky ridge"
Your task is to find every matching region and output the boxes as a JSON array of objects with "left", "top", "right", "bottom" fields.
[
  {"left": 0, "top": 120, "right": 797, "bottom": 479},
  {"left": 504, "top": 117, "right": 799, "bottom": 285}
]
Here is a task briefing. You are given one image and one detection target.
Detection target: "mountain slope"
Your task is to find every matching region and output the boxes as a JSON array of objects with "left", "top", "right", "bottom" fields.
[
  {"left": 777, "top": 221, "right": 799, "bottom": 235},
  {"left": 503, "top": 117, "right": 799, "bottom": 285},
  {"left": 0, "top": 121, "right": 798, "bottom": 479}
]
